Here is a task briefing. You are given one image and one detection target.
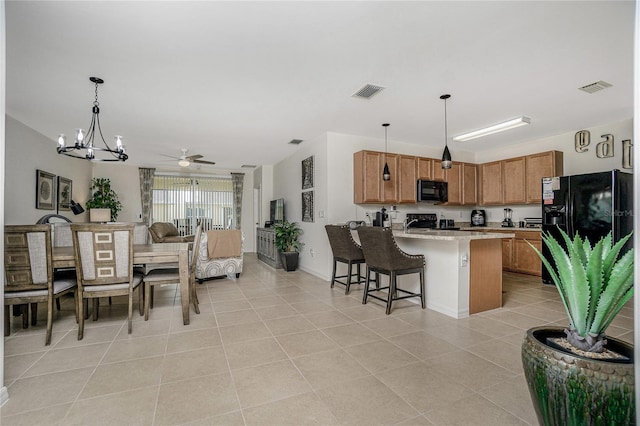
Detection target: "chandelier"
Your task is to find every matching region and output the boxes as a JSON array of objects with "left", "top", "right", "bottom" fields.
[{"left": 57, "top": 77, "right": 128, "bottom": 162}]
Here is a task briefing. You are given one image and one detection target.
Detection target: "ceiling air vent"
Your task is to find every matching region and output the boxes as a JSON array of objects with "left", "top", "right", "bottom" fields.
[
  {"left": 241, "top": 164, "right": 256, "bottom": 168},
  {"left": 578, "top": 80, "right": 612, "bottom": 94},
  {"left": 288, "top": 139, "right": 303, "bottom": 145},
  {"left": 352, "top": 84, "right": 385, "bottom": 99}
]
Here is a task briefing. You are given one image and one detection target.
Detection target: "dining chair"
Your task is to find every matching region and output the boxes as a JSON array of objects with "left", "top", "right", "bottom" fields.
[
  {"left": 4, "top": 224, "right": 77, "bottom": 345},
  {"left": 71, "top": 223, "right": 143, "bottom": 339},
  {"left": 357, "top": 227, "right": 425, "bottom": 315},
  {"left": 143, "top": 225, "right": 202, "bottom": 320}
]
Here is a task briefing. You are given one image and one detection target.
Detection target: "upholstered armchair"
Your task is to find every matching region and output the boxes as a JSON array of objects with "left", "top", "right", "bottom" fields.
[
  {"left": 149, "top": 222, "right": 195, "bottom": 243},
  {"left": 195, "top": 230, "right": 244, "bottom": 282}
]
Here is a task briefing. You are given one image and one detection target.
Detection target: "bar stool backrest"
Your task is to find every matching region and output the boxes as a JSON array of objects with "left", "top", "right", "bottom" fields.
[
  {"left": 325, "top": 225, "right": 364, "bottom": 261},
  {"left": 357, "top": 227, "right": 424, "bottom": 271}
]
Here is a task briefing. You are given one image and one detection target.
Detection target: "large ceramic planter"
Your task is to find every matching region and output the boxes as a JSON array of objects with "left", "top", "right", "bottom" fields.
[
  {"left": 280, "top": 252, "right": 299, "bottom": 272},
  {"left": 521, "top": 326, "right": 635, "bottom": 426}
]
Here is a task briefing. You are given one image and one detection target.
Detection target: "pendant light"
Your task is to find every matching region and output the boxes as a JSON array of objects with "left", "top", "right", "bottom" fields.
[
  {"left": 382, "top": 123, "right": 391, "bottom": 181},
  {"left": 440, "top": 94, "right": 452, "bottom": 169}
]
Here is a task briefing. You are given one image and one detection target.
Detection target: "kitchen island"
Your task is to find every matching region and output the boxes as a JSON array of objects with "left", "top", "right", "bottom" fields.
[{"left": 391, "top": 229, "right": 514, "bottom": 318}]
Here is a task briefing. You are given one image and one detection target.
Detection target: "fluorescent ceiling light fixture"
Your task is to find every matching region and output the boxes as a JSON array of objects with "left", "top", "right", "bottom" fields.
[{"left": 453, "top": 116, "right": 531, "bottom": 142}]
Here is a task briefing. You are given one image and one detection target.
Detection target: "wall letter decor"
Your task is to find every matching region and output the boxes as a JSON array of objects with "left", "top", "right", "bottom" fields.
[
  {"left": 596, "top": 134, "right": 614, "bottom": 158},
  {"left": 574, "top": 130, "right": 590, "bottom": 152}
]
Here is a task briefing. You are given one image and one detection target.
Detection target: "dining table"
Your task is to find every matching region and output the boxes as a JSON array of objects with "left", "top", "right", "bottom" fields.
[{"left": 52, "top": 243, "right": 193, "bottom": 325}]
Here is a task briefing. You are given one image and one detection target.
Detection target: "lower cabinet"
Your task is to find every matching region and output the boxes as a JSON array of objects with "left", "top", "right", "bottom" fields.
[
  {"left": 256, "top": 228, "right": 282, "bottom": 269},
  {"left": 480, "top": 229, "right": 541, "bottom": 276},
  {"left": 513, "top": 232, "right": 542, "bottom": 276}
]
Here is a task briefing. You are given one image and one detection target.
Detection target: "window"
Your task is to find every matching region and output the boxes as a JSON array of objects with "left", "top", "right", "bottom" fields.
[{"left": 152, "top": 175, "right": 234, "bottom": 235}]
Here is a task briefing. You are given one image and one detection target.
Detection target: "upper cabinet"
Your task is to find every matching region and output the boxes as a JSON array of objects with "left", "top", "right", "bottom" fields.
[
  {"left": 355, "top": 149, "right": 562, "bottom": 206},
  {"left": 525, "top": 151, "right": 563, "bottom": 203},
  {"left": 479, "top": 151, "right": 563, "bottom": 206},
  {"left": 502, "top": 156, "right": 526, "bottom": 204},
  {"left": 353, "top": 150, "right": 415, "bottom": 204},
  {"left": 462, "top": 163, "right": 478, "bottom": 205},
  {"left": 479, "top": 161, "right": 503, "bottom": 205}
]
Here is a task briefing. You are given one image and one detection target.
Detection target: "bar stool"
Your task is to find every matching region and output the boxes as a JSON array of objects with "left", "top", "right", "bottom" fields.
[
  {"left": 325, "top": 225, "right": 367, "bottom": 294},
  {"left": 357, "top": 227, "right": 425, "bottom": 315}
]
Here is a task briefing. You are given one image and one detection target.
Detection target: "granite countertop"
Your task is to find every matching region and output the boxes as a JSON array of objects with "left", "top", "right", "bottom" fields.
[
  {"left": 458, "top": 226, "right": 542, "bottom": 232},
  {"left": 393, "top": 229, "right": 515, "bottom": 241}
]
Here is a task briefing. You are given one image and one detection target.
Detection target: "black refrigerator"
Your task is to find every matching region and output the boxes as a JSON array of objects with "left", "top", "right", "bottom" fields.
[{"left": 541, "top": 170, "right": 633, "bottom": 284}]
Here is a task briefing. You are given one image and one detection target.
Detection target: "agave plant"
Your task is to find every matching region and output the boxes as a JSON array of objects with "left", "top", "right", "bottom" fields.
[{"left": 530, "top": 228, "right": 634, "bottom": 353}]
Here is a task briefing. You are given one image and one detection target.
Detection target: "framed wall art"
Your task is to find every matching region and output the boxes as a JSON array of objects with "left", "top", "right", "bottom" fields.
[
  {"left": 36, "top": 169, "right": 56, "bottom": 210},
  {"left": 302, "top": 190, "right": 314, "bottom": 222},
  {"left": 57, "top": 176, "right": 72, "bottom": 211},
  {"left": 302, "top": 155, "right": 314, "bottom": 190}
]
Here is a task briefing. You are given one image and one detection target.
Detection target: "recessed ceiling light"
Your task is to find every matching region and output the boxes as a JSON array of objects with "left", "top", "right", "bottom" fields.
[{"left": 453, "top": 116, "right": 531, "bottom": 142}]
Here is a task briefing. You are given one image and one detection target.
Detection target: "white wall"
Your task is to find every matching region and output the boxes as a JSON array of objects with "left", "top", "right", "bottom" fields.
[
  {"left": 91, "top": 162, "right": 141, "bottom": 222},
  {"left": 273, "top": 134, "right": 329, "bottom": 278},
  {"left": 5, "top": 116, "right": 93, "bottom": 224}
]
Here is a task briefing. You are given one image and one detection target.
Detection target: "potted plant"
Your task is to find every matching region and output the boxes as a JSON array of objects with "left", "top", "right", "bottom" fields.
[
  {"left": 274, "top": 220, "right": 303, "bottom": 271},
  {"left": 522, "top": 228, "right": 634, "bottom": 426},
  {"left": 85, "top": 177, "right": 122, "bottom": 222}
]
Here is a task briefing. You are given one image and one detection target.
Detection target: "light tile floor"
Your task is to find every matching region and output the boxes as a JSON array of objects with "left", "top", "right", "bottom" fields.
[{"left": 1, "top": 254, "right": 634, "bottom": 425}]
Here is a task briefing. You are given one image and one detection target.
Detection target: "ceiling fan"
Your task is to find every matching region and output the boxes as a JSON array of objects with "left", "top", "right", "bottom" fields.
[{"left": 162, "top": 149, "right": 216, "bottom": 167}]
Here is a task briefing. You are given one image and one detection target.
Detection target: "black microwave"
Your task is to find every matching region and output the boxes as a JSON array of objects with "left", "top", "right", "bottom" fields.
[{"left": 417, "top": 180, "right": 448, "bottom": 203}]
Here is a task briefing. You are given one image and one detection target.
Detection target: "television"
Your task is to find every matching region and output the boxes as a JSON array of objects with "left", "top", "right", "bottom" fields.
[{"left": 270, "top": 199, "right": 285, "bottom": 223}]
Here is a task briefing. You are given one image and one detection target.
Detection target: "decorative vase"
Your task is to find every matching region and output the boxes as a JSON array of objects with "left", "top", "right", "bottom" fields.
[
  {"left": 280, "top": 252, "right": 299, "bottom": 272},
  {"left": 521, "top": 327, "right": 635, "bottom": 426}
]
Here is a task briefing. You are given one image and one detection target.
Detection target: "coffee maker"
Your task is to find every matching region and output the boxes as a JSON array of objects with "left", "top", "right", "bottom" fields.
[
  {"left": 502, "top": 208, "right": 514, "bottom": 227},
  {"left": 373, "top": 207, "right": 388, "bottom": 227}
]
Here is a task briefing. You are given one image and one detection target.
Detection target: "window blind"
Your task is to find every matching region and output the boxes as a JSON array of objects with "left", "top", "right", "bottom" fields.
[{"left": 152, "top": 175, "right": 234, "bottom": 235}]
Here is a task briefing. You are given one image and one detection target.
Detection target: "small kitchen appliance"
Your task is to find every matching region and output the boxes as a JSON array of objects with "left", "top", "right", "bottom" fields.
[
  {"left": 405, "top": 213, "right": 438, "bottom": 229},
  {"left": 417, "top": 180, "right": 448, "bottom": 203},
  {"left": 439, "top": 218, "right": 458, "bottom": 230},
  {"left": 502, "top": 208, "right": 514, "bottom": 228},
  {"left": 470, "top": 209, "right": 486, "bottom": 227},
  {"left": 373, "top": 207, "right": 388, "bottom": 227}
]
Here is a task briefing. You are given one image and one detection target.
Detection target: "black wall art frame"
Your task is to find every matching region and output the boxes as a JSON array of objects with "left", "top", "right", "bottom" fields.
[
  {"left": 302, "top": 190, "right": 314, "bottom": 222},
  {"left": 36, "top": 169, "right": 56, "bottom": 210},
  {"left": 302, "top": 155, "right": 314, "bottom": 190},
  {"left": 57, "top": 176, "right": 72, "bottom": 211}
]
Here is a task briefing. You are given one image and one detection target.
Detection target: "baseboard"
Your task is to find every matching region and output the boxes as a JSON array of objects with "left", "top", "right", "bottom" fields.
[
  {"left": 426, "top": 301, "right": 469, "bottom": 319},
  {"left": 0, "top": 386, "right": 8, "bottom": 407}
]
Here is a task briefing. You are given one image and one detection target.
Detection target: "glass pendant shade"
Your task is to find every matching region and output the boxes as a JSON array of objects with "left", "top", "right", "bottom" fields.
[
  {"left": 383, "top": 162, "right": 391, "bottom": 181},
  {"left": 442, "top": 145, "right": 452, "bottom": 169}
]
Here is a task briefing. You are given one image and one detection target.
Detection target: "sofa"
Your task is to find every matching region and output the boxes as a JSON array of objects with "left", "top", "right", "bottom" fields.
[
  {"left": 149, "top": 222, "right": 195, "bottom": 243},
  {"left": 195, "top": 230, "right": 244, "bottom": 282}
]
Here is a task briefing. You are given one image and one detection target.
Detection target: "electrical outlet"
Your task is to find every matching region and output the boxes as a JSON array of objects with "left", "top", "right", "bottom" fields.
[
  {"left": 460, "top": 254, "right": 468, "bottom": 267},
  {"left": 310, "top": 248, "right": 315, "bottom": 257}
]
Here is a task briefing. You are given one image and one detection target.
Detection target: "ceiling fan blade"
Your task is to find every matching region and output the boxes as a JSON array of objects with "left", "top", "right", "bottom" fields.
[
  {"left": 159, "top": 153, "right": 179, "bottom": 160},
  {"left": 186, "top": 154, "right": 203, "bottom": 160},
  {"left": 193, "top": 159, "right": 216, "bottom": 165}
]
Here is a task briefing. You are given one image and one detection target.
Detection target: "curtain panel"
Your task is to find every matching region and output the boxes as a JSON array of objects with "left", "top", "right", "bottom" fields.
[
  {"left": 231, "top": 173, "right": 244, "bottom": 230},
  {"left": 138, "top": 168, "right": 156, "bottom": 232}
]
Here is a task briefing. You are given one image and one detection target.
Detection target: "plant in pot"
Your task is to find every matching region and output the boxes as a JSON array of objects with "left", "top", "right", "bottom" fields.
[
  {"left": 274, "top": 220, "right": 303, "bottom": 272},
  {"left": 522, "top": 228, "right": 634, "bottom": 426},
  {"left": 85, "top": 177, "right": 122, "bottom": 222}
]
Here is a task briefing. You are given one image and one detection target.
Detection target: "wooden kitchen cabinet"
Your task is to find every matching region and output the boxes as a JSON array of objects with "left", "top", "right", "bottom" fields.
[
  {"left": 354, "top": 150, "right": 416, "bottom": 204},
  {"left": 513, "top": 231, "right": 542, "bottom": 276},
  {"left": 479, "top": 161, "right": 503, "bottom": 205},
  {"left": 502, "top": 156, "right": 526, "bottom": 204},
  {"left": 381, "top": 153, "right": 399, "bottom": 203},
  {"left": 462, "top": 163, "right": 478, "bottom": 205},
  {"left": 354, "top": 150, "right": 384, "bottom": 203},
  {"left": 443, "top": 162, "right": 462, "bottom": 205},
  {"left": 525, "top": 151, "right": 564, "bottom": 203},
  {"left": 417, "top": 157, "right": 434, "bottom": 180},
  {"left": 502, "top": 238, "right": 513, "bottom": 271},
  {"left": 397, "top": 154, "right": 418, "bottom": 203},
  {"left": 433, "top": 160, "right": 446, "bottom": 181}
]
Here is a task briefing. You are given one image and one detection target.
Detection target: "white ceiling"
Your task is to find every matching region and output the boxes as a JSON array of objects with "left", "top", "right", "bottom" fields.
[{"left": 5, "top": 1, "right": 635, "bottom": 173}]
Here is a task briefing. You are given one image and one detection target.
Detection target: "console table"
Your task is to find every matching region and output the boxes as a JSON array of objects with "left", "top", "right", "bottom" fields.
[{"left": 256, "top": 227, "right": 282, "bottom": 269}]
